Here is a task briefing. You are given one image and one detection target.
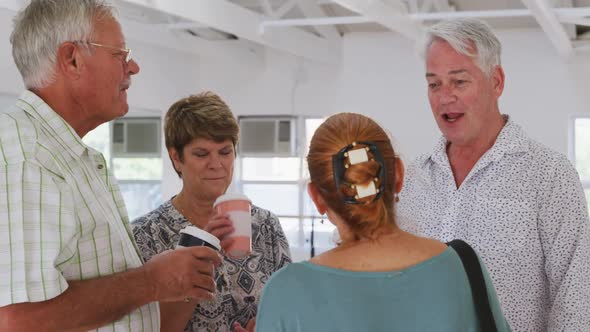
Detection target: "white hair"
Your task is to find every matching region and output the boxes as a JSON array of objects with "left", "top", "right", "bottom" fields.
[
  {"left": 423, "top": 18, "right": 502, "bottom": 76},
  {"left": 10, "top": 0, "right": 116, "bottom": 89}
]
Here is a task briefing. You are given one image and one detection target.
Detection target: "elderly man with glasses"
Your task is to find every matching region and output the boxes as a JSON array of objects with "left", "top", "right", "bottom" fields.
[{"left": 0, "top": 1, "right": 222, "bottom": 331}]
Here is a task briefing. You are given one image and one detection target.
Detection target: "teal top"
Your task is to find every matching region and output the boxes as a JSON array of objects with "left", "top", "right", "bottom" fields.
[{"left": 256, "top": 248, "right": 510, "bottom": 332}]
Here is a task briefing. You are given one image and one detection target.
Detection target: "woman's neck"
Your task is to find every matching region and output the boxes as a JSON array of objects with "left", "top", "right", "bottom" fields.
[
  {"left": 172, "top": 190, "right": 214, "bottom": 228},
  {"left": 336, "top": 225, "right": 399, "bottom": 250},
  {"left": 328, "top": 209, "right": 397, "bottom": 246}
]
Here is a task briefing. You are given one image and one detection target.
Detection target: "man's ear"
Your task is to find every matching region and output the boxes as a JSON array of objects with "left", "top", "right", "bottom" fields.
[
  {"left": 394, "top": 157, "right": 404, "bottom": 194},
  {"left": 308, "top": 182, "right": 327, "bottom": 215},
  {"left": 56, "top": 42, "right": 83, "bottom": 81},
  {"left": 491, "top": 65, "right": 505, "bottom": 98}
]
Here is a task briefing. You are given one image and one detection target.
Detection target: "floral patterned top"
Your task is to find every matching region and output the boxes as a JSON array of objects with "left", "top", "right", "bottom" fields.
[{"left": 132, "top": 200, "right": 292, "bottom": 332}]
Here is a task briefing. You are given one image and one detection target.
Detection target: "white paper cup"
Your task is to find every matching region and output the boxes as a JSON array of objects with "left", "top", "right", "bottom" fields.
[
  {"left": 177, "top": 226, "right": 221, "bottom": 251},
  {"left": 213, "top": 193, "right": 252, "bottom": 258}
]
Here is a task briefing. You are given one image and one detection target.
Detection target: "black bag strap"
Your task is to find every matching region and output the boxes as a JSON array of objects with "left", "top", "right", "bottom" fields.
[{"left": 447, "top": 239, "right": 498, "bottom": 332}]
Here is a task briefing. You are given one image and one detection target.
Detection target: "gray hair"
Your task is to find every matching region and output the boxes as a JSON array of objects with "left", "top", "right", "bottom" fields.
[
  {"left": 10, "top": 0, "right": 116, "bottom": 89},
  {"left": 423, "top": 18, "right": 502, "bottom": 76}
]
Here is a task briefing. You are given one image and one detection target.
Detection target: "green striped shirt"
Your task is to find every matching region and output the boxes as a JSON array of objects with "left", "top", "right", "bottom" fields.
[{"left": 0, "top": 91, "right": 160, "bottom": 331}]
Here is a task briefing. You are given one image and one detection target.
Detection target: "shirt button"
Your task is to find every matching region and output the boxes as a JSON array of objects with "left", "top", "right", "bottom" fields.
[{"left": 97, "top": 164, "right": 104, "bottom": 170}]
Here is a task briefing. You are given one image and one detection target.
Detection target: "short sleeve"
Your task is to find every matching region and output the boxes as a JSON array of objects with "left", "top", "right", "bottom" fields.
[{"left": 0, "top": 161, "right": 76, "bottom": 306}]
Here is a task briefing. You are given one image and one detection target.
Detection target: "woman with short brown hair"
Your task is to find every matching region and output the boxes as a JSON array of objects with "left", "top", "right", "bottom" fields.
[{"left": 133, "top": 91, "right": 291, "bottom": 332}]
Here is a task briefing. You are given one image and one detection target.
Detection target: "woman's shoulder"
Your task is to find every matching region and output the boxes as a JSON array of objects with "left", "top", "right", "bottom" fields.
[
  {"left": 132, "top": 201, "right": 172, "bottom": 228},
  {"left": 263, "top": 262, "right": 312, "bottom": 290},
  {"left": 251, "top": 204, "right": 280, "bottom": 225},
  {"left": 131, "top": 200, "right": 186, "bottom": 257},
  {"left": 131, "top": 200, "right": 183, "bottom": 242}
]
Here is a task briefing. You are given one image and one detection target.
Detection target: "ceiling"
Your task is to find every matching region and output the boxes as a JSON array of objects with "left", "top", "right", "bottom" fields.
[{"left": 3, "top": 0, "right": 590, "bottom": 63}]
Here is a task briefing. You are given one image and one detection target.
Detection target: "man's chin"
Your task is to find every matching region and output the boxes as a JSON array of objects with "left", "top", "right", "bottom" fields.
[{"left": 117, "top": 103, "right": 129, "bottom": 117}]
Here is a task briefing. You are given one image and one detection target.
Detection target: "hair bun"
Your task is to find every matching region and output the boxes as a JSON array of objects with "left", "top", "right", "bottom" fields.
[{"left": 307, "top": 113, "right": 397, "bottom": 240}]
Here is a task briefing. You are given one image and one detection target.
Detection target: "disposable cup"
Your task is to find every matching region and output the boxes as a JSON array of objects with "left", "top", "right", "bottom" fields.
[{"left": 213, "top": 193, "right": 252, "bottom": 258}]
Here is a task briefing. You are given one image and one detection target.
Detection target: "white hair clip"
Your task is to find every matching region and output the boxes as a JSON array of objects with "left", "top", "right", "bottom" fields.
[
  {"left": 347, "top": 146, "right": 369, "bottom": 165},
  {"left": 332, "top": 141, "right": 386, "bottom": 204},
  {"left": 355, "top": 181, "right": 377, "bottom": 199}
]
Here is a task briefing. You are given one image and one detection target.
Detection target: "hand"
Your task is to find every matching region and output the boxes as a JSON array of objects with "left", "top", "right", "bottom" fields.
[
  {"left": 233, "top": 319, "right": 256, "bottom": 332},
  {"left": 204, "top": 213, "right": 235, "bottom": 252},
  {"left": 142, "top": 246, "right": 222, "bottom": 303}
]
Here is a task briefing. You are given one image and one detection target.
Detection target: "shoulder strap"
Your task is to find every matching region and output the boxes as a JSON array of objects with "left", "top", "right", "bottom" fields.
[{"left": 447, "top": 239, "right": 498, "bottom": 332}]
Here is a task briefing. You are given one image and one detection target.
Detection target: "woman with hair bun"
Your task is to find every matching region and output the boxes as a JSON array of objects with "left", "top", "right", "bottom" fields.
[{"left": 255, "top": 113, "right": 510, "bottom": 332}]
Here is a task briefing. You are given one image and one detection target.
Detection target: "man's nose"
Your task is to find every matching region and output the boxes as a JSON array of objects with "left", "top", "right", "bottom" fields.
[
  {"left": 128, "top": 58, "right": 140, "bottom": 75},
  {"left": 439, "top": 85, "right": 457, "bottom": 104}
]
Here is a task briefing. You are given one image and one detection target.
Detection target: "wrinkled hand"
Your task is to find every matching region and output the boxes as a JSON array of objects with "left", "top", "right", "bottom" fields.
[
  {"left": 204, "top": 213, "right": 235, "bottom": 252},
  {"left": 142, "top": 246, "right": 222, "bottom": 303},
  {"left": 233, "top": 319, "right": 256, "bottom": 332}
]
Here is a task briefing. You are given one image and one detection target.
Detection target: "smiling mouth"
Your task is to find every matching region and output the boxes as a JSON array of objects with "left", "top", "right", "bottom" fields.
[{"left": 443, "top": 113, "right": 464, "bottom": 123}]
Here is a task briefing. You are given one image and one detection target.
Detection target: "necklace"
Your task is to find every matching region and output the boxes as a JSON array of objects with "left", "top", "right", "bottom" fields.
[{"left": 172, "top": 195, "right": 187, "bottom": 217}]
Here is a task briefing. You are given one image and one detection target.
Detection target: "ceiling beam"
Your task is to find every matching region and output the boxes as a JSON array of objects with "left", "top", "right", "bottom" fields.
[
  {"left": 121, "top": 19, "right": 262, "bottom": 64},
  {"left": 331, "top": 0, "right": 424, "bottom": 40},
  {"left": 558, "top": 16, "right": 590, "bottom": 26},
  {"left": 521, "top": 0, "right": 573, "bottom": 58},
  {"left": 258, "top": 0, "right": 274, "bottom": 16},
  {"left": 274, "top": 0, "right": 298, "bottom": 18},
  {"left": 120, "top": 0, "right": 340, "bottom": 64},
  {"left": 297, "top": 0, "right": 341, "bottom": 40},
  {"left": 0, "top": 1, "right": 261, "bottom": 64}
]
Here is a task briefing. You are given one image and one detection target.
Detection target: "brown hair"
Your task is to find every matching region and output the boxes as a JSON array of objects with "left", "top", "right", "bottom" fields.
[
  {"left": 164, "top": 91, "right": 239, "bottom": 177},
  {"left": 307, "top": 113, "right": 397, "bottom": 240}
]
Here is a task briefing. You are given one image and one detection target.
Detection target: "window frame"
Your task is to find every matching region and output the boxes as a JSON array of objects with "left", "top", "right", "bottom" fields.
[
  {"left": 569, "top": 115, "right": 590, "bottom": 208},
  {"left": 82, "top": 116, "right": 164, "bottom": 220},
  {"left": 235, "top": 116, "right": 329, "bottom": 260}
]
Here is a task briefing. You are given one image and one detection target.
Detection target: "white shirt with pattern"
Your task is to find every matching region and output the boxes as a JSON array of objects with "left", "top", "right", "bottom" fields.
[
  {"left": 0, "top": 91, "right": 160, "bottom": 331},
  {"left": 397, "top": 117, "right": 590, "bottom": 332}
]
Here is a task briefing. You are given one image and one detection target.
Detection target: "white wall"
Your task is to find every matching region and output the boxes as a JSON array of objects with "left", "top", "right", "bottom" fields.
[
  {"left": 337, "top": 32, "right": 437, "bottom": 161},
  {"left": 0, "top": 9, "right": 25, "bottom": 95},
  {"left": 198, "top": 48, "right": 338, "bottom": 118}
]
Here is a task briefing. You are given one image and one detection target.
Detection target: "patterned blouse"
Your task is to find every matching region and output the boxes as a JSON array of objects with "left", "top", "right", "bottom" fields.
[{"left": 132, "top": 200, "right": 292, "bottom": 332}]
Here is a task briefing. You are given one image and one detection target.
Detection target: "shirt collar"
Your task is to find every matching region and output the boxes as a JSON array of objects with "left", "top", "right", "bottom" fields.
[
  {"left": 16, "top": 90, "right": 87, "bottom": 158},
  {"left": 426, "top": 115, "right": 530, "bottom": 167}
]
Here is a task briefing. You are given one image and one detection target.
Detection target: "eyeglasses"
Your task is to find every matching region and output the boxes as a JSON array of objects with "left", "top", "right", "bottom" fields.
[{"left": 79, "top": 41, "right": 132, "bottom": 64}]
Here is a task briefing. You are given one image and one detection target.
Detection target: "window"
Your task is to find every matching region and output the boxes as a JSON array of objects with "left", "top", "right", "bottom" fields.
[
  {"left": 236, "top": 117, "right": 336, "bottom": 262},
  {"left": 83, "top": 120, "right": 163, "bottom": 220},
  {"left": 572, "top": 117, "right": 590, "bottom": 211}
]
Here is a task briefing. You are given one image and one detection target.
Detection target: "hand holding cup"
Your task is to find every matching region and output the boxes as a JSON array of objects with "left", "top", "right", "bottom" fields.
[
  {"left": 204, "top": 214, "right": 235, "bottom": 252},
  {"left": 213, "top": 193, "right": 252, "bottom": 258},
  {"left": 143, "top": 246, "right": 221, "bottom": 303}
]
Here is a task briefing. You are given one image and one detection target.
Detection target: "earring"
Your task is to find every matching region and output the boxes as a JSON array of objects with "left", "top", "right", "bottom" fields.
[{"left": 394, "top": 194, "right": 400, "bottom": 202}]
